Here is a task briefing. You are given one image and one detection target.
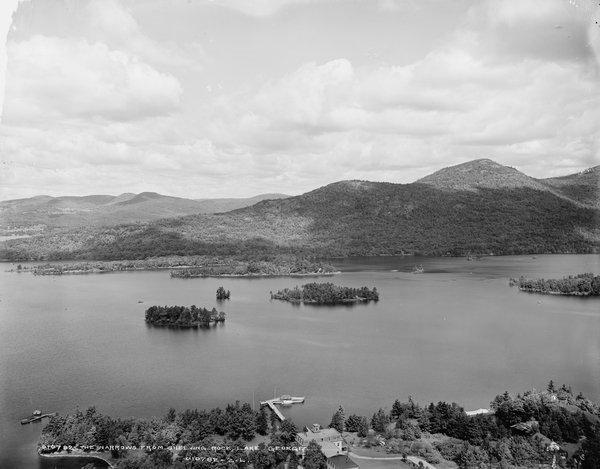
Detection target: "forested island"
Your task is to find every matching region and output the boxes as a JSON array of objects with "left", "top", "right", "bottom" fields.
[
  {"left": 510, "top": 273, "right": 600, "bottom": 296},
  {"left": 145, "top": 305, "right": 226, "bottom": 327},
  {"left": 16, "top": 254, "right": 337, "bottom": 277},
  {"left": 37, "top": 382, "right": 600, "bottom": 468},
  {"left": 216, "top": 286, "right": 231, "bottom": 300},
  {"left": 271, "top": 282, "right": 379, "bottom": 305},
  {"left": 170, "top": 257, "right": 336, "bottom": 278}
]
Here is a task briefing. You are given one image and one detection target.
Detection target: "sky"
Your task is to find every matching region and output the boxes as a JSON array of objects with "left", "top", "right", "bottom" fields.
[{"left": 0, "top": 0, "right": 599, "bottom": 200}]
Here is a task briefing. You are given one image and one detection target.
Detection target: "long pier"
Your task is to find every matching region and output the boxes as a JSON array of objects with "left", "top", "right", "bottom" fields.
[
  {"left": 260, "top": 396, "right": 305, "bottom": 421},
  {"left": 21, "top": 412, "right": 57, "bottom": 425}
]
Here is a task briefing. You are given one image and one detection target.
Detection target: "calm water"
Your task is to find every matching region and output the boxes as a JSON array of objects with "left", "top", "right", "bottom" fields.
[{"left": 0, "top": 254, "right": 599, "bottom": 468}]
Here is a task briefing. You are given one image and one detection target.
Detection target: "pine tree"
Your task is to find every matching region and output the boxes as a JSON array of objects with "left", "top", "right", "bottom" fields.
[
  {"left": 303, "top": 440, "right": 327, "bottom": 469},
  {"left": 329, "top": 405, "right": 345, "bottom": 433},
  {"left": 256, "top": 407, "right": 268, "bottom": 435}
]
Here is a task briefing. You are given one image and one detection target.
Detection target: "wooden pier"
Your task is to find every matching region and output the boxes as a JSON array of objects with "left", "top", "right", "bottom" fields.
[
  {"left": 260, "top": 396, "right": 305, "bottom": 421},
  {"left": 21, "top": 412, "right": 57, "bottom": 425}
]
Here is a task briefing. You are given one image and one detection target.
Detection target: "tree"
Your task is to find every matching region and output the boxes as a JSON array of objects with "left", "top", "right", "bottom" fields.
[
  {"left": 345, "top": 414, "right": 364, "bottom": 433},
  {"left": 249, "top": 443, "right": 276, "bottom": 469},
  {"left": 279, "top": 419, "right": 298, "bottom": 444},
  {"left": 269, "top": 409, "right": 279, "bottom": 433},
  {"left": 547, "top": 380, "right": 556, "bottom": 394},
  {"left": 371, "top": 408, "right": 389, "bottom": 433},
  {"left": 256, "top": 407, "right": 268, "bottom": 435},
  {"left": 165, "top": 407, "right": 177, "bottom": 423},
  {"left": 357, "top": 416, "right": 369, "bottom": 437},
  {"left": 329, "top": 406, "right": 345, "bottom": 433},
  {"left": 582, "top": 423, "right": 600, "bottom": 469},
  {"left": 303, "top": 440, "right": 327, "bottom": 469}
]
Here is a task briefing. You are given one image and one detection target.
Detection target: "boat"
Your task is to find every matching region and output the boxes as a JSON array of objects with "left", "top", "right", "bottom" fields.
[{"left": 412, "top": 265, "right": 424, "bottom": 274}]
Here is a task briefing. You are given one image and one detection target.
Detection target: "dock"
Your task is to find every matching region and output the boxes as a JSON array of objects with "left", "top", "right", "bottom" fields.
[
  {"left": 20, "top": 412, "right": 57, "bottom": 425},
  {"left": 260, "top": 395, "right": 305, "bottom": 421}
]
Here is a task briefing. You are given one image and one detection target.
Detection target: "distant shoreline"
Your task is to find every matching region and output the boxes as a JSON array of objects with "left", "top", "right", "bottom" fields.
[{"left": 6, "top": 255, "right": 338, "bottom": 277}]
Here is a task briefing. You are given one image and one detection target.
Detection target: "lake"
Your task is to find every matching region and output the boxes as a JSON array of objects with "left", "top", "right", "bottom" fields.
[{"left": 0, "top": 254, "right": 599, "bottom": 468}]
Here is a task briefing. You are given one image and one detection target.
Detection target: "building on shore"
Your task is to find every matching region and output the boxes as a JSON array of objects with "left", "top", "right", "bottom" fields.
[{"left": 296, "top": 424, "right": 359, "bottom": 468}]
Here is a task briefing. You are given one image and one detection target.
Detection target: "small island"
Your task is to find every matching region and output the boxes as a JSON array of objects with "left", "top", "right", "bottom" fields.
[
  {"left": 145, "top": 305, "right": 226, "bottom": 327},
  {"left": 510, "top": 273, "right": 600, "bottom": 296},
  {"left": 271, "top": 282, "right": 379, "bottom": 305},
  {"left": 216, "top": 286, "right": 231, "bottom": 300}
]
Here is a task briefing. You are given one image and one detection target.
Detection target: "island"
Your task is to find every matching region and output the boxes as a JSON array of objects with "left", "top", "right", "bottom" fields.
[
  {"left": 271, "top": 282, "right": 379, "bottom": 305},
  {"left": 216, "top": 286, "right": 231, "bottom": 300},
  {"left": 36, "top": 382, "right": 600, "bottom": 469},
  {"left": 19, "top": 254, "right": 338, "bottom": 277},
  {"left": 510, "top": 273, "right": 600, "bottom": 296},
  {"left": 145, "top": 305, "right": 225, "bottom": 327},
  {"left": 170, "top": 257, "right": 337, "bottom": 278}
]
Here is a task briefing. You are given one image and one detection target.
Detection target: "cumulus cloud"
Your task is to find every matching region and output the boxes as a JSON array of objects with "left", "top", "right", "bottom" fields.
[
  {"left": 205, "top": 0, "right": 600, "bottom": 180},
  {"left": 1, "top": 0, "right": 599, "bottom": 200},
  {"left": 3, "top": 35, "right": 182, "bottom": 123}
]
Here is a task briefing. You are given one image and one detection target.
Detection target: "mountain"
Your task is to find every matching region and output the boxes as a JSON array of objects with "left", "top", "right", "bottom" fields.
[
  {"left": 417, "top": 158, "right": 545, "bottom": 190},
  {"left": 418, "top": 159, "right": 599, "bottom": 208},
  {"left": 541, "top": 165, "right": 600, "bottom": 208},
  {"left": 1, "top": 160, "right": 598, "bottom": 261},
  {"left": 0, "top": 192, "right": 289, "bottom": 231}
]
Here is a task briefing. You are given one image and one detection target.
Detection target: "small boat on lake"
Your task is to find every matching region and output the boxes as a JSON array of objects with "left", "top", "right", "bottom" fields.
[{"left": 412, "top": 265, "right": 424, "bottom": 274}]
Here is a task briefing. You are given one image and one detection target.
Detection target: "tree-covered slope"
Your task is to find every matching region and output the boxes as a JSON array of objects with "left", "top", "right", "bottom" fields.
[
  {"left": 2, "top": 160, "right": 598, "bottom": 260},
  {"left": 0, "top": 192, "right": 289, "bottom": 230}
]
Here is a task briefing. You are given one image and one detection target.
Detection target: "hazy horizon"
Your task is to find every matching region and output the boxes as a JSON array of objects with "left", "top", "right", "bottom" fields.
[
  {"left": 1, "top": 0, "right": 600, "bottom": 201},
  {"left": 0, "top": 156, "right": 597, "bottom": 202}
]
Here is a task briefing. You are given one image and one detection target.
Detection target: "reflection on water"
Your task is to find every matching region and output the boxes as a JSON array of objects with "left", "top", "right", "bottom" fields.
[{"left": 0, "top": 254, "right": 598, "bottom": 468}]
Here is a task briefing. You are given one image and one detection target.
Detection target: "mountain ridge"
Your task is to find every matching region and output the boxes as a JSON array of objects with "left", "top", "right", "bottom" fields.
[
  {"left": 1, "top": 159, "right": 598, "bottom": 260},
  {"left": 0, "top": 192, "right": 290, "bottom": 230}
]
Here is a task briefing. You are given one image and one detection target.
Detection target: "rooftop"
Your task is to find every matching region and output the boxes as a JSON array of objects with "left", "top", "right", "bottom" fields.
[{"left": 298, "top": 426, "right": 342, "bottom": 441}]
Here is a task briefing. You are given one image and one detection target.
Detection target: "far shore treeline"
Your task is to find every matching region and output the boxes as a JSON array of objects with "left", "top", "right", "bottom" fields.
[
  {"left": 145, "top": 305, "right": 225, "bottom": 327},
  {"left": 37, "top": 382, "right": 600, "bottom": 468},
  {"left": 271, "top": 282, "right": 379, "bottom": 304},
  {"left": 510, "top": 273, "right": 600, "bottom": 296},
  {"left": 19, "top": 254, "right": 337, "bottom": 277}
]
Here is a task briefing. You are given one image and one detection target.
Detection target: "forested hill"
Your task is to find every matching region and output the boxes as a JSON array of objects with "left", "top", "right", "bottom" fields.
[
  {"left": 0, "top": 192, "right": 289, "bottom": 231},
  {"left": 1, "top": 160, "right": 598, "bottom": 261}
]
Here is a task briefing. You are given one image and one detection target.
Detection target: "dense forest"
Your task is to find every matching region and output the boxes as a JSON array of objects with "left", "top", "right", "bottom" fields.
[
  {"left": 145, "top": 306, "right": 226, "bottom": 327},
  {"left": 38, "top": 383, "right": 600, "bottom": 468},
  {"left": 170, "top": 257, "right": 336, "bottom": 278},
  {"left": 510, "top": 273, "right": 600, "bottom": 296},
  {"left": 39, "top": 402, "right": 303, "bottom": 469},
  {"left": 329, "top": 382, "right": 600, "bottom": 468},
  {"left": 2, "top": 162, "right": 598, "bottom": 262},
  {"left": 271, "top": 282, "right": 379, "bottom": 304},
  {"left": 18, "top": 254, "right": 335, "bottom": 277}
]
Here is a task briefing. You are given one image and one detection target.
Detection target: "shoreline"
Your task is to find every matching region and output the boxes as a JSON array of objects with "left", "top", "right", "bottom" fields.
[
  {"left": 518, "top": 288, "right": 596, "bottom": 297},
  {"left": 38, "top": 450, "right": 115, "bottom": 468}
]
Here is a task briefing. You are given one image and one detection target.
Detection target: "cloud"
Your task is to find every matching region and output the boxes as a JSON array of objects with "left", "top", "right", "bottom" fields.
[
  {"left": 3, "top": 35, "right": 182, "bottom": 123},
  {"left": 202, "top": 0, "right": 599, "bottom": 181},
  {"left": 1, "top": 0, "right": 599, "bottom": 201}
]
